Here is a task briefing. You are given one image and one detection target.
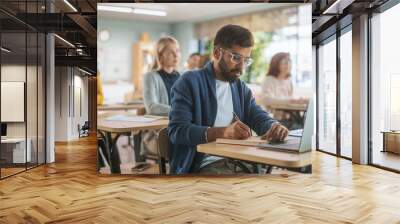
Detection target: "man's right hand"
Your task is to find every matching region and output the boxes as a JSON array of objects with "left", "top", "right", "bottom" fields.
[{"left": 222, "top": 120, "right": 251, "bottom": 139}]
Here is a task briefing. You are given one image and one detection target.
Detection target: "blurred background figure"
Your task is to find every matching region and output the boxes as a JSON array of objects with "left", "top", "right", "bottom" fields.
[
  {"left": 199, "top": 54, "right": 211, "bottom": 69},
  {"left": 143, "top": 36, "right": 181, "bottom": 116},
  {"left": 184, "top": 52, "right": 201, "bottom": 72},
  {"left": 261, "top": 52, "right": 308, "bottom": 129},
  {"left": 140, "top": 36, "right": 181, "bottom": 161}
]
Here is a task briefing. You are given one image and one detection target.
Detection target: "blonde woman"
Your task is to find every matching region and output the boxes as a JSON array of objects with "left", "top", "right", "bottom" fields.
[
  {"left": 142, "top": 36, "right": 181, "bottom": 115},
  {"left": 140, "top": 36, "right": 181, "bottom": 164}
]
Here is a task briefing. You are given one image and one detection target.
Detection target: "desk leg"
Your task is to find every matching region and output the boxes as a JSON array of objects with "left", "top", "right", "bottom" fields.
[
  {"left": 159, "top": 157, "right": 166, "bottom": 174},
  {"left": 233, "top": 160, "right": 252, "bottom": 173},
  {"left": 301, "top": 165, "right": 312, "bottom": 174},
  {"left": 252, "top": 164, "right": 258, "bottom": 173},
  {"left": 154, "top": 131, "right": 167, "bottom": 175},
  {"left": 105, "top": 132, "right": 121, "bottom": 173},
  {"left": 133, "top": 132, "right": 145, "bottom": 162},
  {"left": 97, "top": 135, "right": 109, "bottom": 169},
  {"left": 287, "top": 165, "right": 312, "bottom": 174},
  {"left": 265, "top": 165, "right": 273, "bottom": 174},
  {"left": 255, "top": 164, "right": 272, "bottom": 174},
  {"left": 230, "top": 160, "right": 270, "bottom": 174},
  {"left": 382, "top": 133, "right": 386, "bottom": 152},
  {"left": 98, "top": 131, "right": 112, "bottom": 170}
]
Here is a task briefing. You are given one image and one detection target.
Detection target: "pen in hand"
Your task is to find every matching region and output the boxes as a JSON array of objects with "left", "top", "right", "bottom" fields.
[
  {"left": 232, "top": 112, "right": 252, "bottom": 137},
  {"left": 232, "top": 112, "right": 240, "bottom": 122}
]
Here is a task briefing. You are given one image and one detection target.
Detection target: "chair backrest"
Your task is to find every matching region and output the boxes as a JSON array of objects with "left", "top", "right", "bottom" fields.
[
  {"left": 82, "top": 121, "right": 90, "bottom": 129},
  {"left": 157, "top": 127, "right": 170, "bottom": 161},
  {"left": 137, "top": 107, "right": 146, "bottom": 116}
]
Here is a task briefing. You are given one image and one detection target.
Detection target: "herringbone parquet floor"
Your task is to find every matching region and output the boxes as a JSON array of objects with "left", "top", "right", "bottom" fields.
[{"left": 1, "top": 136, "right": 400, "bottom": 223}]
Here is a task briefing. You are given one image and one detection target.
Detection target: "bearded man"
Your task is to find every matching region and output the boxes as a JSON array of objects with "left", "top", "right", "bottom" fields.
[{"left": 168, "top": 24, "right": 288, "bottom": 174}]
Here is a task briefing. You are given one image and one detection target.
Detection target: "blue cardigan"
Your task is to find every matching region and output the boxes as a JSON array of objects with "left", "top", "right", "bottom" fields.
[{"left": 168, "top": 62, "right": 277, "bottom": 174}]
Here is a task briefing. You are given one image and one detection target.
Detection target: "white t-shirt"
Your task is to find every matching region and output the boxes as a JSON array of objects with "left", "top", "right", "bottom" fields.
[{"left": 213, "top": 80, "right": 234, "bottom": 127}]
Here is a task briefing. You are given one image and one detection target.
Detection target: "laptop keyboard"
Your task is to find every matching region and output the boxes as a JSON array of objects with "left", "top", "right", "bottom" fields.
[{"left": 257, "top": 137, "right": 301, "bottom": 152}]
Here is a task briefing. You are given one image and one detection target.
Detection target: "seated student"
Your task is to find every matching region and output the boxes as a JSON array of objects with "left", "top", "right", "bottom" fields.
[
  {"left": 143, "top": 36, "right": 181, "bottom": 115},
  {"left": 186, "top": 52, "right": 201, "bottom": 71},
  {"left": 261, "top": 52, "right": 308, "bottom": 127},
  {"left": 140, "top": 36, "right": 181, "bottom": 159},
  {"left": 168, "top": 24, "right": 288, "bottom": 174},
  {"left": 199, "top": 54, "right": 211, "bottom": 69}
]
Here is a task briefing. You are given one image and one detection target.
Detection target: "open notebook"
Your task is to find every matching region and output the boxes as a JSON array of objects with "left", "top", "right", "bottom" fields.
[
  {"left": 143, "top": 114, "right": 168, "bottom": 119},
  {"left": 216, "top": 136, "right": 267, "bottom": 147},
  {"left": 106, "top": 114, "right": 161, "bottom": 123},
  {"left": 215, "top": 96, "right": 314, "bottom": 153}
]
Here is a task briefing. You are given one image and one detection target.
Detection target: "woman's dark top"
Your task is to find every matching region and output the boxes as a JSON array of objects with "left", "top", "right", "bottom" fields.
[{"left": 157, "top": 69, "right": 180, "bottom": 103}]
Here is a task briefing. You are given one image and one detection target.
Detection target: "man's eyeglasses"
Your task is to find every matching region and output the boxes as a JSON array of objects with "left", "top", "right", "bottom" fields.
[{"left": 220, "top": 48, "right": 253, "bottom": 67}]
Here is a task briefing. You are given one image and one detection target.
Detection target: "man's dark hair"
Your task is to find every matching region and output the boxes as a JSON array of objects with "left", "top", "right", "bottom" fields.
[
  {"left": 189, "top": 52, "right": 201, "bottom": 57},
  {"left": 213, "top": 24, "right": 254, "bottom": 49}
]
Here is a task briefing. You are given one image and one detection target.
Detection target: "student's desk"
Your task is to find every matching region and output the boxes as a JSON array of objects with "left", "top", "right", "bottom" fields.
[
  {"left": 97, "top": 103, "right": 144, "bottom": 112},
  {"left": 197, "top": 141, "right": 312, "bottom": 173},
  {"left": 268, "top": 103, "right": 307, "bottom": 126},
  {"left": 97, "top": 116, "right": 168, "bottom": 173},
  {"left": 268, "top": 103, "right": 307, "bottom": 111},
  {"left": 1, "top": 138, "right": 32, "bottom": 166},
  {"left": 381, "top": 131, "right": 400, "bottom": 154}
]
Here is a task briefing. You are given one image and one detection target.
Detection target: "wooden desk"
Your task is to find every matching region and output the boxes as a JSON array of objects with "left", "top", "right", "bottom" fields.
[
  {"left": 268, "top": 103, "right": 307, "bottom": 111},
  {"left": 268, "top": 103, "right": 307, "bottom": 127},
  {"left": 197, "top": 142, "right": 311, "bottom": 171},
  {"left": 98, "top": 103, "right": 144, "bottom": 112},
  {"left": 98, "top": 118, "right": 168, "bottom": 133},
  {"left": 1, "top": 138, "right": 32, "bottom": 165},
  {"left": 97, "top": 116, "right": 168, "bottom": 173},
  {"left": 382, "top": 131, "right": 400, "bottom": 154}
]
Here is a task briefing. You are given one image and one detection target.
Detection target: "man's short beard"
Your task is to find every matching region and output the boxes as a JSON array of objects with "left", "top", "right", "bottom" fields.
[{"left": 218, "top": 57, "right": 242, "bottom": 83}]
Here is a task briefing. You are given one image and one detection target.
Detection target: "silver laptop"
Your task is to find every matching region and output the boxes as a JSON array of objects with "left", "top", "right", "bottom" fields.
[{"left": 257, "top": 97, "right": 314, "bottom": 153}]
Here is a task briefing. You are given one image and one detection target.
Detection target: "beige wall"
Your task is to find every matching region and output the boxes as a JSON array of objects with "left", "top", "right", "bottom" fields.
[
  {"left": 55, "top": 67, "right": 89, "bottom": 141},
  {"left": 1, "top": 65, "right": 42, "bottom": 137},
  {"left": 1, "top": 64, "right": 46, "bottom": 164}
]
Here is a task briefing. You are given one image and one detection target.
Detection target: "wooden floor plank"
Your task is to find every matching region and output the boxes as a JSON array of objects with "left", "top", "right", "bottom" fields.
[{"left": 0, "top": 136, "right": 400, "bottom": 223}]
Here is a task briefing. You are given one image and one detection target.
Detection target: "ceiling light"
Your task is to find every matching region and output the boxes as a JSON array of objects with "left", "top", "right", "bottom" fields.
[
  {"left": 97, "top": 5, "right": 167, "bottom": 16},
  {"left": 78, "top": 67, "right": 93, "bottom": 76},
  {"left": 98, "top": 5, "right": 132, "bottom": 13},
  {"left": 99, "top": 30, "right": 110, "bottom": 41},
  {"left": 54, "top": 34, "right": 75, "bottom": 48},
  {"left": 133, "top": 8, "right": 167, "bottom": 16},
  {"left": 323, "top": 0, "right": 341, "bottom": 14},
  {"left": 76, "top": 49, "right": 85, "bottom": 55},
  {"left": 322, "top": 0, "right": 354, "bottom": 15},
  {"left": 63, "top": 0, "right": 78, "bottom": 12},
  {"left": 1, "top": 47, "right": 11, "bottom": 53}
]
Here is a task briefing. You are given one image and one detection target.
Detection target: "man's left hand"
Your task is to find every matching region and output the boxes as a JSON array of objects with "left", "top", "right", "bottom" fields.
[{"left": 261, "top": 123, "right": 288, "bottom": 142}]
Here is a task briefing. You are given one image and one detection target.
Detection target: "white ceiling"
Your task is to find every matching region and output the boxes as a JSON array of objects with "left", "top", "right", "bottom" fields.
[{"left": 97, "top": 3, "right": 298, "bottom": 23}]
